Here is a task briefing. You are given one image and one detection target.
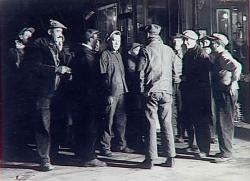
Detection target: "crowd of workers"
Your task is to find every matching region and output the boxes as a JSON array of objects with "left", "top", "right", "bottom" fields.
[{"left": 3, "top": 19, "right": 242, "bottom": 171}]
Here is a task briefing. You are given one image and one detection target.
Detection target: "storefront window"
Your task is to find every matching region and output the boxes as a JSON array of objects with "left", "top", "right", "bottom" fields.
[
  {"left": 96, "top": 3, "right": 118, "bottom": 39},
  {"left": 231, "top": 7, "right": 247, "bottom": 72},
  {"left": 216, "top": 9, "right": 231, "bottom": 35}
]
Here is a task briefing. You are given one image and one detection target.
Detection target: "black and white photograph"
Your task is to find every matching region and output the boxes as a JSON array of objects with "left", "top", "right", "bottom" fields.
[{"left": 0, "top": 0, "right": 250, "bottom": 180}]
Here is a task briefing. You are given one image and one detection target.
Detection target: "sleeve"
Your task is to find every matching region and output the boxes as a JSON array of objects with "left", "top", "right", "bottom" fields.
[
  {"left": 99, "top": 51, "right": 109, "bottom": 74},
  {"left": 22, "top": 39, "right": 55, "bottom": 78},
  {"left": 220, "top": 55, "right": 242, "bottom": 82},
  {"left": 99, "top": 51, "right": 111, "bottom": 95},
  {"left": 136, "top": 48, "right": 148, "bottom": 92},
  {"left": 201, "top": 50, "right": 213, "bottom": 71},
  {"left": 84, "top": 50, "right": 96, "bottom": 76},
  {"left": 172, "top": 49, "right": 182, "bottom": 83},
  {"left": 136, "top": 48, "right": 147, "bottom": 72}
]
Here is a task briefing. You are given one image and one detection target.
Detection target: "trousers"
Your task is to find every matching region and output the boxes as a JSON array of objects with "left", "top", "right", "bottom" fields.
[
  {"left": 214, "top": 90, "right": 236, "bottom": 157},
  {"left": 143, "top": 92, "right": 176, "bottom": 160},
  {"left": 100, "top": 94, "right": 127, "bottom": 151}
]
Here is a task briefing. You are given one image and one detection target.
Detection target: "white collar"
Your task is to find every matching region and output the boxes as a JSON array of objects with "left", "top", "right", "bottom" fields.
[{"left": 82, "top": 43, "right": 92, "bottom": 50}]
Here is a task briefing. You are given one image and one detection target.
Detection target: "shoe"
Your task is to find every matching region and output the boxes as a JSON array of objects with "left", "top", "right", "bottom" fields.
[
  {"left": 186, "top": 145, "right": 199, "bottom": 152},
  {"left": 195, "top": 152, "right": 208, "bottom": 159},
  {"left": 162, "top": 157, "right": 175, "bottom": 168},
  {"left": 122, "top": 147, "right": 135, "bottom": 153},
  {"left": 112, "top": 146, "right": 135, "bottom": 153},
  {"left": 40, "top": 162, "right": 54, "bottom": 171},
  {"left": 213, "top": 157, "right": 232, "bottom": 163},
  {"left": 100, "top": 150, "right": 113, "bottom": 157},
  {"left": 175, "top": 137, "right": 184, "bottom": 143},
  {"left": 214, "top": 152, "right": 225, "bottom": 158},
  {"left": 138, "top": 159, "right": 154, "bottom": 169},
  {"left": 81, "top": 159, "right": 106, "bottom": 167}
]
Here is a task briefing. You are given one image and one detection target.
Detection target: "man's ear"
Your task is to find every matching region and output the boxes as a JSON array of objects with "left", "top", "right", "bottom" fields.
[
  {"left": 19, "top": 34, "right": 23, "bottom": 40},
  {"left": 48, "top": 29, "right": 52, "bottom": 35}
]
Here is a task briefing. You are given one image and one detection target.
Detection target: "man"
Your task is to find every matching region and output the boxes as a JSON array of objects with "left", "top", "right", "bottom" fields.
[
  {"left": 49, "top": 35, "right": 75, "bottom": 159},
  {"left": 181, "top": 30, "right": 212, "bottom": 158},
  {"left": 72, "top": 29, "right": 106, "bottom": 167},
  {"left": 99, "top": 30, "right": 133, "bottom": 156},
  {"left": 200, "top": 36, "right": 217, "bottom": 144},
  {"left": 126, "top": 43, "right": 145, "bottom": 150},
  {"left": 171, "top": 34, "right": 185, "bottom": 143},
  {"left": 210, "top": 33, "right": 242, "bottom": 163},
  {"left": 22, "top": 19, "right": 71, "bottom": 171},
  {"left": 3, "top": 27, "right": 35, "bottom": 150},
  {"left": 137, "top": 24, "right": 176, "bottom": 169}
]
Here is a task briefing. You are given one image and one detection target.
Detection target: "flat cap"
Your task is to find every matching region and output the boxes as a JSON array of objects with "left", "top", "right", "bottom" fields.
[
  {"left": 141, "top": 24, "right": 161, "bottom": 36},
  {"left": 105, "top": 30, "right": 121, "bottom": 42},
  {"left": 210, "top": 33, "right": 229, "bottom": 46},
  {"left": 128, "top": 42, "right": 141, "bottom": 54},
  {"left": 182, "top": 30, "right": 198, "bottom": 40},
  {"left": 19, "top": 27, "right": 35, "bottom": 35},
  {"left": 84, "top": 29, "right": 101, "bottom": 41},
  {"left": 49, "top": 19, "right": 67, "bottom": 29},
  {"left": 172, "top": 33, "right": 183, "bottom": 40}
]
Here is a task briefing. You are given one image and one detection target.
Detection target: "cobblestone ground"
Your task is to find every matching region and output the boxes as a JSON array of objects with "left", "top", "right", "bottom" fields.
[{"left": 2, "top": 123, "right": 250, "bottom": 181}]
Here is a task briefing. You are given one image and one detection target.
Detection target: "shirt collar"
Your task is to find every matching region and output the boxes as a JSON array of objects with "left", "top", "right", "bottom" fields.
[{"left": 82, "top": 43, "right": 93, "bottom": 50}]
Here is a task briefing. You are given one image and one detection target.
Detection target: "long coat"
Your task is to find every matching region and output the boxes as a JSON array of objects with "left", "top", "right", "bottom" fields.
[{"left": 181, "top": 45, "right": 213, "bottom": 121}]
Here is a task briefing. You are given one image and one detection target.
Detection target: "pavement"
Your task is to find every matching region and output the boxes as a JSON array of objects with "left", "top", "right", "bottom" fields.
[{"left": 1, "top": 122, "right": 250, "bottom": 181}]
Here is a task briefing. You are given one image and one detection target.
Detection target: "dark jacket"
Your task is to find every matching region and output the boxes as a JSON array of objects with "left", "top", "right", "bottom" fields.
[
  {"left": 99, "top": 50, "right": 128, "bottom": 97},
  {"left": 71, "top": 44, "right": 101, "bottom": 103},
  {"left": 21, "top": 37, "right": 68, "bottom": 98},
  {"left": 182, "top": 45, "right": 212, "bottom": 89},
  {"left": 3, "top": 48, "right": 25, "bottom": 99},
  {"left": 181, "top": 45, "right": 212, "bottom": 116}
]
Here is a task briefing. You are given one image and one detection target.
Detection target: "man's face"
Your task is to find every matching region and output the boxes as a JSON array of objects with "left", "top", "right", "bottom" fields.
[
  {"left": 210, "top": 41, "right": 219, "bottom": 52},
  {"left": 131, "top": 46, "right": 140, "bottom": 56},
  {"left": 19, "top": 31, "right": 32, "bottom": 44},
  {"left": 90, "top": 33, "right": 100, "bottom": 51},
  {"left": 94, "top": 39, "right": 101, "bottom": 52},
  {"left": 54, "top": 36, "right": 64, "bottom": 51},
  {"left": 50, "top": 28, "right": 63, "bottom": 40},
  {"left": 173, "top": 38, "right": 183, "bottom": 50},
  {"left": 111, "top": 34, "right": 121, "bottom": 51},
  {"left": 184, "top": 38, "right": 196, "bottom": 49}
]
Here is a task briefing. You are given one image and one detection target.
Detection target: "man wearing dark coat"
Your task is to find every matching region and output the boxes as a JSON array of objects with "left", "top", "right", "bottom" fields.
[
  {"left": 71, "top": 29, "right": 106, "bottom": 167},
  {"left": 3, "top": 27, "right": 35, "bottom": 150},
  {"left": 181, "top": 30, "right": 212, "bottom": 158},
  {"left": 21, "top": 20, "right": 71, "bottom": 171}
]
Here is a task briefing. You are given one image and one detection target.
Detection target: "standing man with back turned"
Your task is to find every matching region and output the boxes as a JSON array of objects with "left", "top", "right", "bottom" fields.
[{"left": 138, "top": 24, "right": 176, "bottom": 169}]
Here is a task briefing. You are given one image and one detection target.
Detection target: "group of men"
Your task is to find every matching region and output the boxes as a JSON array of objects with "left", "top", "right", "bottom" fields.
[
  {"left": 4, "top": 19, "right": 241, "bottom": 171},
  {"left": 171, "top": 30, "right": 242, "bottom": 164}
]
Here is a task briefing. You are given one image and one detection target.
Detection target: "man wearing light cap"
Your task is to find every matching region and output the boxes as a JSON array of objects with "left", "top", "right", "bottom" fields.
[
  {"left": 22, "top": 19, "right": 71, "bottom": 171},
  {"left": 71, "top": 28, "right": 106, "bottom": 167},
  {"left": 137, "top": 24, "right": 176, "bottom": 169},
  {"left": 210, "top": 33, "right": 242, "bottom": 163},
  {"left": 181, "top": 29, "right": 212, "bottom": 158}
]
